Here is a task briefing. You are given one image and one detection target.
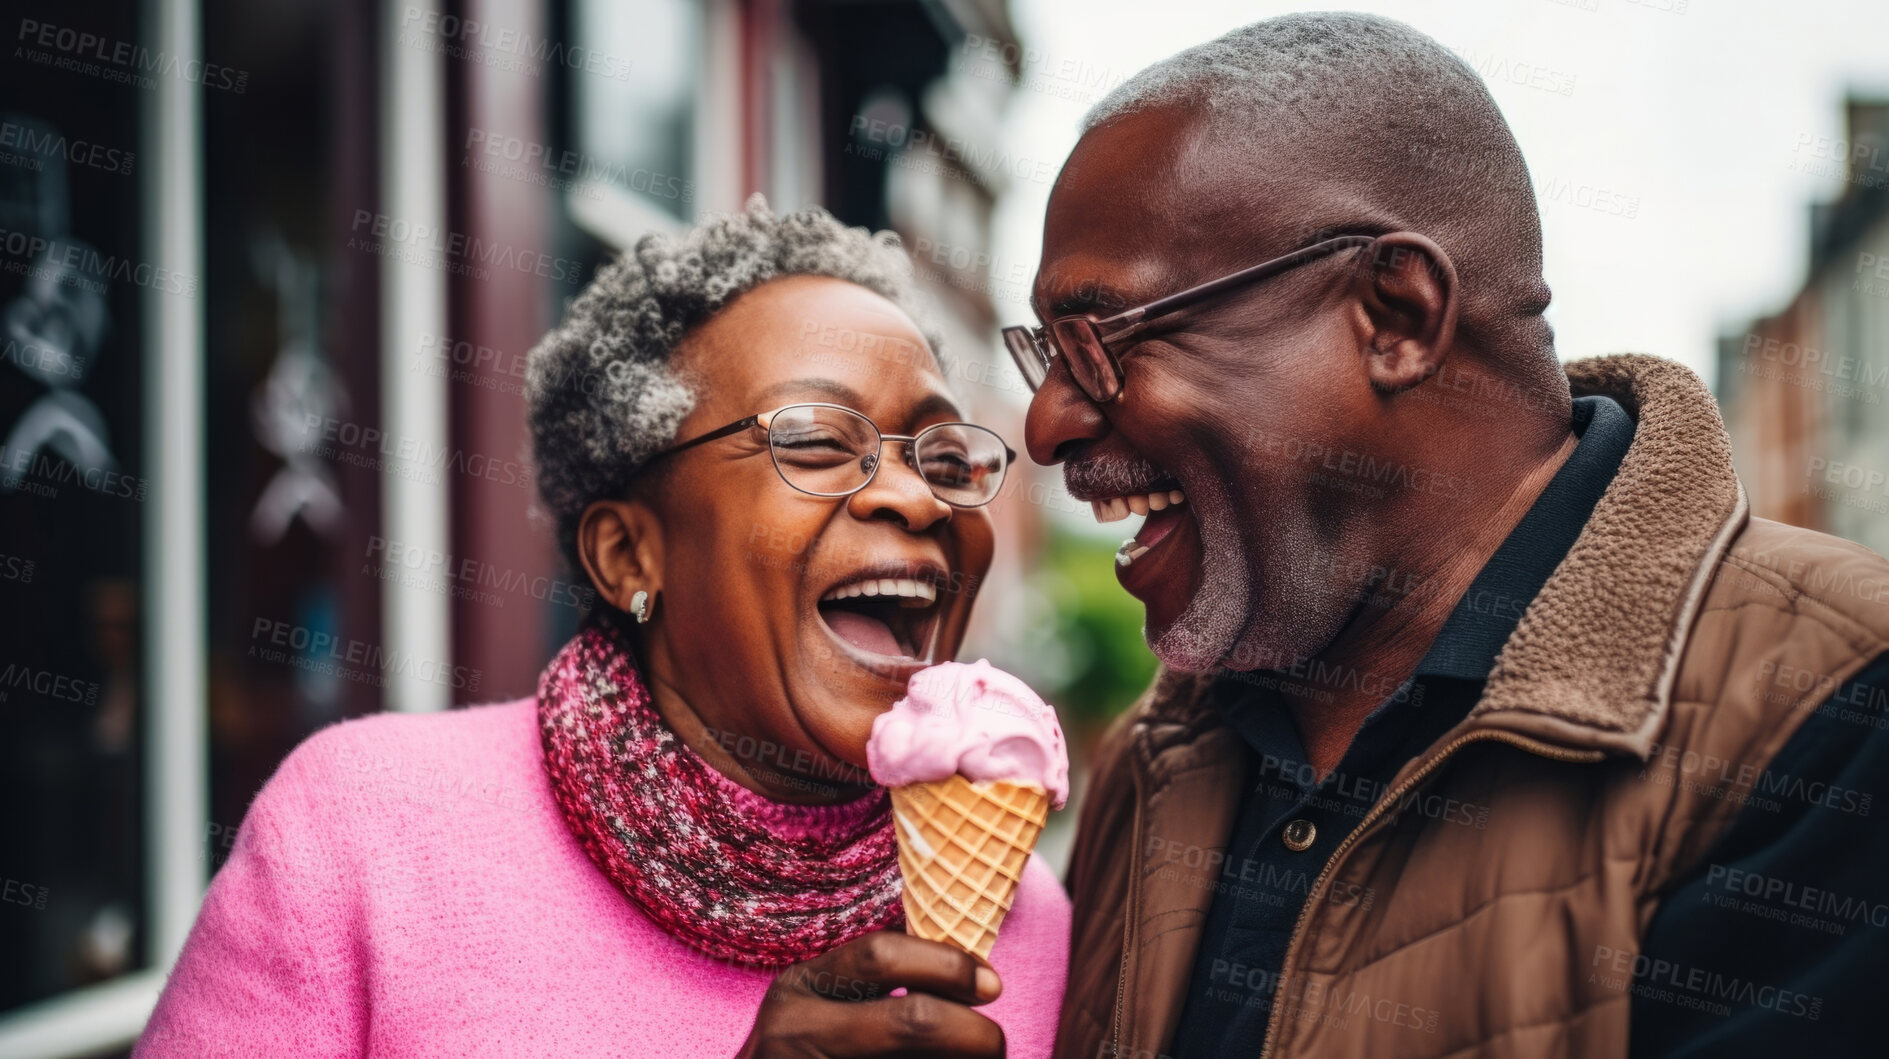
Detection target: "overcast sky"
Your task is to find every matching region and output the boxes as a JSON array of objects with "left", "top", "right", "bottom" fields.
[{"left": 988, "top": 0, "right": 1889, "bottom": 389}]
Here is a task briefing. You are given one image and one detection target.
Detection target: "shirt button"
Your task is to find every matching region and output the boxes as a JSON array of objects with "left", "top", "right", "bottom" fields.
[{"left": 1282, "top": 819, "right": 1317, "bottom": 852}]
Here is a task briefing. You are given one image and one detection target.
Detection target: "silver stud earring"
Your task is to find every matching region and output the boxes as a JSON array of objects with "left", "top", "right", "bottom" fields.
[{"left": 631, "top": 589, "right": 651, "bottom": 624}]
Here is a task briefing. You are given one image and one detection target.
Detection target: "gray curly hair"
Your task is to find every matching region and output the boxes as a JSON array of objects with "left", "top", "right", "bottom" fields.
[{"left": 526, "top": 194, "right": 942, "bottom": 570}]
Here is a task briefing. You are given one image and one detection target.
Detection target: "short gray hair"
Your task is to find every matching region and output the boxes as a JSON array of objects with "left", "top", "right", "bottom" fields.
[
  {"left": 526, "top": 194, "right": 940, "bottom": 569},
  {"left": 1080, "top": 13, "right": 1553, "bottom": 366}
]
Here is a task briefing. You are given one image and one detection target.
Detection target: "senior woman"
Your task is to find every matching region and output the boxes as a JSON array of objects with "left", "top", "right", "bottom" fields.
[{"left": 138, "top": 198, "right": 1069, "bottom": 1057}]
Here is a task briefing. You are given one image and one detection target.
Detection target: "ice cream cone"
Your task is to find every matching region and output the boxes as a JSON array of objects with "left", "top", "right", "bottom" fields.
[{"left": 890, "top": 774, "right": 1050, "bottom": 962}]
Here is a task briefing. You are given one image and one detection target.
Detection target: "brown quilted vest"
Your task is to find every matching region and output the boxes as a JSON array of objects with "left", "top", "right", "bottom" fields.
[{"left": 1055, "top": 354, "right": 1889, "bottom": 1059}]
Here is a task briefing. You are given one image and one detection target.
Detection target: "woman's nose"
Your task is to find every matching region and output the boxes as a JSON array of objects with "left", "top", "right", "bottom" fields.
[
  {"left": 1025, "top": 356, "right": 1111, "bottom": 466},
  {"left": 846, "top": 442, "right": 950, "bottom": 532}
]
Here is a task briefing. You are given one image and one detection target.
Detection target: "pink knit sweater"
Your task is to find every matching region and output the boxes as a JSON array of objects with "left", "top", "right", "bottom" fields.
[{"left": 136, "top": 699, "right": 1070, "bottom": 1057}]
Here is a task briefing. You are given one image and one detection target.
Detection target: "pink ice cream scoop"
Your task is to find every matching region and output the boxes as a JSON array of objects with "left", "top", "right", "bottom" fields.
[{"left": 867, "top": 659, "right": 1069, "bottom": 808}]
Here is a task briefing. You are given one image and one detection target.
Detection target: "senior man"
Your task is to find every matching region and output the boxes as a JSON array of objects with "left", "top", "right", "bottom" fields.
[{"left": 1009, "top": 14, "right": 1889, "bottom": 1059}]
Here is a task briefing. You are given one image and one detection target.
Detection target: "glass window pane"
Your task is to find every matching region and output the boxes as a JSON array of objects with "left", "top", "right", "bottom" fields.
[
  {"left": 570, "top": 0, "right": 698, "bottom": 219},
  {"left": 0, "top": 0, "right": 148, "bottom": 1013}
]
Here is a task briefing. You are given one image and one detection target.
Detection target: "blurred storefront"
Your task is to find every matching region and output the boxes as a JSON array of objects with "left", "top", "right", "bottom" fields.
[
  {"left": 0, "top": 0, "right": 1026, "bottom": 1053},
  {"left": 1717, "top": 99, "right": 1889, "bottom": 556}
]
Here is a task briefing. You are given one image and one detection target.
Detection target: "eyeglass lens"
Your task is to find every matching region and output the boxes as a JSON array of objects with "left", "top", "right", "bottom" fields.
[
  {"left": 1004, "top": 320, "right": 1121, "bottom": 402},
  {"left": 1003, "top": 327, "right": 1051, "bottom": 390},
  {"left": 764, "top": 404, "right": 1008, "bottom": 506}
]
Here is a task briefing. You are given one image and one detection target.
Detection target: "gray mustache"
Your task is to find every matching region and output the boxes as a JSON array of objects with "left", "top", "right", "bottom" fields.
[{"left": 1064, "top": 450, "right": 1171, "bottom": 500}]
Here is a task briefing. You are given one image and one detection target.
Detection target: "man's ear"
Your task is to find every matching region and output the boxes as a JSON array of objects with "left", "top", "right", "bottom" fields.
[
  {"left": 576, "top": 498, "right": 664, "bottom": 616},
  {"left": 1350, "top": 232, "right": 1459, "bottom": 394}
]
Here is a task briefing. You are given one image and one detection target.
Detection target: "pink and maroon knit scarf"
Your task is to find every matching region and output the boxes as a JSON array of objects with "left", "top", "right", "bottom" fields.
[{"left": 537, "top": 626, "right": 903, "bottom": 967}]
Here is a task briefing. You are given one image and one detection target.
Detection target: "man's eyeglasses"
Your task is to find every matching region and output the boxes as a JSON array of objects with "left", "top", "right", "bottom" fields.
[
  {"left": 1002, "top": 234, "right": 1377, "bottom": 402},
  {"left": 643, "top": 402, "right": 1016, "bottom": 508}
]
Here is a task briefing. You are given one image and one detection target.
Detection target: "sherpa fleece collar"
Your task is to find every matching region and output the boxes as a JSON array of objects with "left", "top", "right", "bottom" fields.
[{"left": 1467, "top": 353, "right": 1745, "bottom": 758}]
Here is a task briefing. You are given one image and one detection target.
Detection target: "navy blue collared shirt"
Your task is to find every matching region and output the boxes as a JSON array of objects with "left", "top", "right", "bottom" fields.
[{"left": 1171, "top": 395, "right": 1636, "bottom": 1055}]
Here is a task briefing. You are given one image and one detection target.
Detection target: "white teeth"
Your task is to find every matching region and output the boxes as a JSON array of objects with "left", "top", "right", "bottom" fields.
[
  {"left": 1089, "top": 490, "right": 1184, "bottom": 524},
  {"left": 1115, "top": 540, "right": 1151, "bottom": 568},
  {"left": 820, "top": 577, "right": 941, "bottom": 603}
]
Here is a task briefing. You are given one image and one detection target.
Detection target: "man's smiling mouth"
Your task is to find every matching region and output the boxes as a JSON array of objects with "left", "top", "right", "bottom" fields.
[
  {"left": 1063, "top": 448, "right": 1198, "bottom": 569},
  {"left": 1087, "top": 485, "right": 1189, "bottom": 569},
  {"left": 815, "top": 560, "right": 947, "bottom": 669}
]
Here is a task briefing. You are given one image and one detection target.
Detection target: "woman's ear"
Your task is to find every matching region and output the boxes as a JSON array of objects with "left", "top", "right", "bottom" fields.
[{"left": 576, "top": 498, "right": 665, "bottom": 616}]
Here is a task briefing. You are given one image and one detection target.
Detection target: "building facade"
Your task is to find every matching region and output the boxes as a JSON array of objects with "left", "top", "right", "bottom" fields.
[
  {"left": 1717, "top": 99, "right": 1889, "bottom": 556},
  {"left": 0, "top": 0, "right": 1027, "bottom": 1053}
]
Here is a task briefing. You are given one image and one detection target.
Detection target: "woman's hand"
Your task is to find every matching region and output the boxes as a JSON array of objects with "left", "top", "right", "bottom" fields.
[{"left": 737, "top": 930, "right": 1006, "bottom": 1057}]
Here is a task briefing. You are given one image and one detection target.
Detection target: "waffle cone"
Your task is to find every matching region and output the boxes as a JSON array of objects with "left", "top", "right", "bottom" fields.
[{"left": 890, "top": 775, "right": 1050, "bottom": 961}]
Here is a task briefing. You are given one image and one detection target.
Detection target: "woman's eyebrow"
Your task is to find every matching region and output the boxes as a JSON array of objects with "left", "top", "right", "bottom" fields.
[
  {"left": 753, "top": 377, "right": 864, "bottom": 407},
  {"left": 753, "top": 378, "right": 963, "bottom": 426},
  {"left": 909, "top": 393, "right": 963, "bottom": 424}
]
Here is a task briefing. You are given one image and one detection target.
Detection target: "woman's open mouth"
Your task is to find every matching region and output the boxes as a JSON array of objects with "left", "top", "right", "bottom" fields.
[{"left": 815, "top": 561, "right": 948, "bottom": 674}]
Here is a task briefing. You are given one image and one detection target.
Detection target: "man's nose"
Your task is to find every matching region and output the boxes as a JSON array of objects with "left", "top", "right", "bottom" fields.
[{"left": 1024, "top": 356, "right": 1110, "bottom": 466}]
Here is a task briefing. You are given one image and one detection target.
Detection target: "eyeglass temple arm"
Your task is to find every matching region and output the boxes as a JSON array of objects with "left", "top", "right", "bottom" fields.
[
  {"left": 1091, "top": 235, "right": 1378, "bottom": 344},
  {"left": 651, "top": 414, "right": 761, "bottom": 460}
]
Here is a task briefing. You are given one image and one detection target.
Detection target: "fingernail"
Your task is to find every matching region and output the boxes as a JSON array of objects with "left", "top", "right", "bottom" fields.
[{"left": 975, "top": 965, "right": 1001, "bottom": 1001}]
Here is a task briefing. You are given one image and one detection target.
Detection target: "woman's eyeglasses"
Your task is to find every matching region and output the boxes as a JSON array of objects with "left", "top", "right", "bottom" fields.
[
  {"left": 643, "top": 402, "right": 1015, "bottom": 508},
  {"left": 1002, "top": 234, "right": 1377, "bottom": 403}
]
